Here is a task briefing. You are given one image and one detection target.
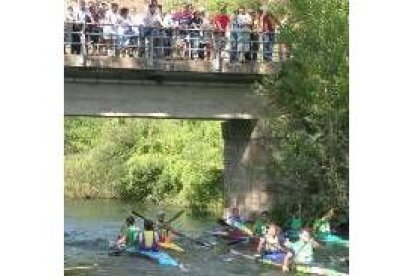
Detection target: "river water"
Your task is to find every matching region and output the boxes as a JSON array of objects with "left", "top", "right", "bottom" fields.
[{"left": 65, "top": 200, "right": 349, "bottom": 275}]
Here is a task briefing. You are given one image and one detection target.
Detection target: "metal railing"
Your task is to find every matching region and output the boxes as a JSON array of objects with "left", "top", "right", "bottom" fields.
[{"left": 64, "top": 21, "right": 287, "bottom": 71}]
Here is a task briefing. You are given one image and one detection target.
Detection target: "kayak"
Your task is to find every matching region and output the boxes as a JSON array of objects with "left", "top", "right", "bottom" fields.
[
  {"left": 258, "top": 254, "right": 348, "bottom": 276},
  {"left": 124, "top": 246, "right": 179, "bottom": 266},
  {"left": 230, "top": 249, "right": 348, "bottom": 276},
  {"left": 260, "top": 254, "right": 348, "bottom": 275},
  {"left": 317, "top": 234, "right": 349, "bottom": 247},
  {"left": 109, "top": 244, "right": 179, "bottom": 266},
  {"left": 159, "top": 241, "right": 185, "bottom": 253},
  {"left": 284, "top": 231, "right": 349, "bottom": 247}
]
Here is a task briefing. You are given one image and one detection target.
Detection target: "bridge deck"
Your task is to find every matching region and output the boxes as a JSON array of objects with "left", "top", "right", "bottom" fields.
[{"left": 64, "top": 54, "right": 279, "bottom": 75}]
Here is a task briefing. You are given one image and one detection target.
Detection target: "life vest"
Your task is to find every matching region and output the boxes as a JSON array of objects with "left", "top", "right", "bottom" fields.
[
  {"left": 313, "top": 219, "right": 331, "bottom": 235},
  {"left": 155, "top": 223, "right": 169, "bottom": 243},
  {"left": 125, "top": 225, "right": 139, "bottom": 247},
  {"left": 139, "top": 230, "right": 158, "bottom": 250},
  {"left": 264, "top": 234, "right": 281, "bottom": 252}
]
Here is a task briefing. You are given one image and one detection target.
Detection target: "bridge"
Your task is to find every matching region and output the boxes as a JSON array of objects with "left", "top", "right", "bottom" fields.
[{"left": 65, "top": 25, "right": 282, "bottom": 216}]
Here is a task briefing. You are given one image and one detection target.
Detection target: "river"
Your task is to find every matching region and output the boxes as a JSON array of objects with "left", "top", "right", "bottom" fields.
[{"left": 64, "top": 200, "right": 349, "bottom": 275}]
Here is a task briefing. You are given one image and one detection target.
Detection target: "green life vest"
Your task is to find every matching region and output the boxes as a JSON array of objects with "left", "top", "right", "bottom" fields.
[
  {"left": 290, "top": 217, "right": 303, "bottom": 231},
  {"left": 254, "top": 219, "right": 267, "bottom": 236},
  {"left": 313, "top": 218, "right": 331, "bottom": 235},
  {"left": 125, "top": 225, "right": 139, "bottom": 247}
]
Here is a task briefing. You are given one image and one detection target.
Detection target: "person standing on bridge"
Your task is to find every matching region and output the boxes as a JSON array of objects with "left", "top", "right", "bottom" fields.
[
  {"left": 103, "top": 3, "right": 119, "bottom": 56},
  {"left": 259, "top": 5, "right": 279, "bottom": 62},
  {"left": 142, "top": 3, "right": 165, "bottom": 58},
  {"left": 71, "top": 0, "right": 91, "bottom": 55},
  {"left": 212, "top": 4, "right": 230, "bottom": 60}
]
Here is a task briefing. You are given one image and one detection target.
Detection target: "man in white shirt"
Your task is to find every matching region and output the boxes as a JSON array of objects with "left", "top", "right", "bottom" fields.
[
  {"left": 162, "top": 8, "right": 177, "bottom": 58},
  {"left": 71, "top": 0, "right": 91, "bottom": 54},
  {"left": 64, "top": 5, "right": 74, "bottom": 54},
  {"left": 103, "top": 3, "right": 119, "bottom": 56},
  {"left": 142, "top": 4, "right": 164, "bottom": 58},
  {"left": 236, "top": 6, "right": 251, "bottom": 61}
]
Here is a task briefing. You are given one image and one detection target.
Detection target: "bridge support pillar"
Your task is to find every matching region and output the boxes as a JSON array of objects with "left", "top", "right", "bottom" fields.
[{"left": 222, "top": 119, "right": 274, "bottom": 219}]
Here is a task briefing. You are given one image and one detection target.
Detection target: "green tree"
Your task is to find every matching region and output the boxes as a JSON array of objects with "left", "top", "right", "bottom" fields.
[{"left": 258, "top": 0, "right": 349, "bottom": 223}]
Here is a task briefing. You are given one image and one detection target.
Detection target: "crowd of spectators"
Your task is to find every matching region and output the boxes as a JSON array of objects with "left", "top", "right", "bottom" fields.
[{"left": 64, "top": 0, "right": 284, "bottom": 62}]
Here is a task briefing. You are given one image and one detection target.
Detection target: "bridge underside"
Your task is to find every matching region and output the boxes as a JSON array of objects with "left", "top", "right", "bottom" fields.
[
  {"left": 65, "top": 66, "right": 276, "bottom": 217},
  {"left": 65, "top": 67, "right": 266, "bottom": 120}
]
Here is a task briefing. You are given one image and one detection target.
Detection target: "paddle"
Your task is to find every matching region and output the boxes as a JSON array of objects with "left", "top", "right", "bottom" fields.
[
  {"left": 217, "top": 218, "right": 254, "bottom": 237},
  {"left": 166, "top": 210, "right": 185, "bottom": 224},
  {"left": 131, "top": 210, "right": 213, "bottom": 248},
  {"left": 216, "top": 218, "right": 259, "bottom": 246}
]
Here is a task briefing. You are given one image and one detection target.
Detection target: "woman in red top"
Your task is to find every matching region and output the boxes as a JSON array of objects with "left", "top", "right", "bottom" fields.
[
  {"left": 259, "top": 6, "right": 279, "bottom": 61},
  {"left": 212, "top": 5, "right": 230, "bottom": 59}
]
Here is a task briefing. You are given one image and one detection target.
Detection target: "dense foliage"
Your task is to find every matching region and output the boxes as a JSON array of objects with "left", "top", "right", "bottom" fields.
[
  {"left": 257, "top": 0, "right": 349, "bottom": 225},
  {"left": 64, "top": 118, "right": 224, "bottom": 215}
]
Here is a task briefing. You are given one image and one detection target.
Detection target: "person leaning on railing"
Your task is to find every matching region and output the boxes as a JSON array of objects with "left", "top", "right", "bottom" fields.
[
  {"left": 199, "top": 9, "right": 213, "bottom": 60},
  {"left": 189, "top": 10, "right": 204, "bottom": 60},
  {"left": 102, "top": 3, "right": 119, "bottom": 56},
  {"left": 259, "top": 5, "right": 279, "bottom": 62},
  {"left": 212, "top": 5, "right": 230, "bottom": 60},
  {"left": 247, "top": 9, "right": 260, "bottom": 61},
  {"left": 72, "top": 0, "right": 91, "bottom": 55},
  {"left": 142, "top": 3, "right": 165, "bottom": 58},
  {"left": 173, "top": 3, "right": 193, "bottom": 58},
  {"left": 64, "top": 5, "right": 74, "bottom": 54},
  {"left": 87, "top": 2, "right": 101, "bottom": 55},
  {"left": 162, "top": 8, "right": 178, "bottom": 58},
  {"left": 116, "top": 7, "right": 134, "bottom": 56},
  {"left": 229, "top": 9, "right": 240, "bottom": 63}
]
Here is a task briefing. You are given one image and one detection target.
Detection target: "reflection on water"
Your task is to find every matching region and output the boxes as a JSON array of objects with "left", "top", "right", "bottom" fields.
[{"left": 65, "top": 200, "right": 348, "bottom": 275}]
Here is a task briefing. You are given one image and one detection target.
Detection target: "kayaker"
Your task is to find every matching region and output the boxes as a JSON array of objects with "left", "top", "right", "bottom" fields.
[
  {"left": 313, "top": 208, "right": 335, "bottom": 236},
  {"left": 257, "top": 224, "right": 288, "bottom": 259},
  {"left": 224, "top": 207, "right": 251, "bottom": 240},
  {"left": 138, "top": 219, "right": 160, "bottom": 251},
  {"left": 253, "top": 210, "right": 270, "bottom": 236},
  {"left": 283, "top": 211, "right": 303, "bottom": 240},
  {"left": 116, "top": 215, "right": 140, "bottom": 248},
  {"left": 282, "top": 228, "right": 321, "bottom": 272},
  {"left": 155, "top": 210, "right": 171, "bottom": 242},
  {"left": 225, "top": 207, "right": 245, "bottom": 225}
]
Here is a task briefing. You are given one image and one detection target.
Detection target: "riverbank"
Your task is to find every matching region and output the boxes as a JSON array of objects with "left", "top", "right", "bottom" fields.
[{"left": 65, "top": 118, "right": 224, "bottom": 215}]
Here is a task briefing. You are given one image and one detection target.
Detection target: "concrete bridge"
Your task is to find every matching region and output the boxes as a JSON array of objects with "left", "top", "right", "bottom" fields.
[{"left": 65, "top": 55, "right": 279, "bottom": 216}]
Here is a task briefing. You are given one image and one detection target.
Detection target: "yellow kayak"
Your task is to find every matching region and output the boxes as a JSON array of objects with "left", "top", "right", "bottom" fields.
[{"left": 159, "top": 242, "right": 185, "bottom": 253}]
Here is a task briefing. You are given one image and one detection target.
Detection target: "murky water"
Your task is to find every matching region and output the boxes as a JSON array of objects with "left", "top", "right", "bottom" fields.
[{"left": 65, "top": 200, "right": 348, "bottom": 275}]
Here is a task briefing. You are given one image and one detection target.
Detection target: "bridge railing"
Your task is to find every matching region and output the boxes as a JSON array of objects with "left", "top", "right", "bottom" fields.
[{"left": 64, "top": 21, "right": 288, "bottom": 73}]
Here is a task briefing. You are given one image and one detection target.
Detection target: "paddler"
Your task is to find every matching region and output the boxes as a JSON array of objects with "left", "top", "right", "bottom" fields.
[
  {"left": 313, "top": 208, "right": 335, "bottom": 237},
  {"left": 283, "top": 211, "right": 303, "bottom": 240},
  {"left": 138, "top": 219, "right": 160, "bottom": 251},
  {"left": 256, "top": 224, "right": 289, "bottom": 264},
  {"left": 282, "top": 228, "right": 321, "bottom": 272},
  {"left": 224, "top": 207, "right": 252, "bottom": 241},
  {"left": 253, "top": 211, "right": 270, "bottom": 236},
  {"left": 116, "top": 215, "right": 140, "bottom": 248},
  {"left": 225, "top": 207, "right": 245, "bottom": 225},
  {"left": 155, "top": 210, "right": 171, "bottom": 242}
]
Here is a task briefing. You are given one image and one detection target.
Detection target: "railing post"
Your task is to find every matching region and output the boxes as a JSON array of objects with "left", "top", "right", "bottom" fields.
[
  {"left": 218, "top": 38, "right": 223, "bottom": 72},
  {"left": 148, "top": 32, "right": 154, "bottom": 67},
  {"left": 80, "top": 22, "right": 87, "bottom": 66}
]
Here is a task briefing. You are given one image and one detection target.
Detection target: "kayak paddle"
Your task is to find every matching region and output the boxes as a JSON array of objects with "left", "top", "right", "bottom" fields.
[
  {"left": 167, "top": 210, "right": 185, "bottom": 224},
  {"left": 217, "top": 218, "right": 254, "bottom": 237}
]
